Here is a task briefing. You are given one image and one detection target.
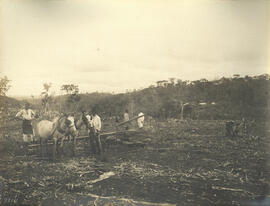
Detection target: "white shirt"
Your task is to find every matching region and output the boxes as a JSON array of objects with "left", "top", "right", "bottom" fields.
[
  {"left": 137, "top": 112, "right": 144, "bottom": 128},
  {"left": 138, "top": 112, "right": 144, "bottom": 121},
  {"left": 92, "top": 115, "right": 102, "bottom": 131},
  {"left": 16, "top": 109, "right": 35, "bottom": 120},
  {"left": 124, "top": 112, "right": 129, "bottom": 121}
]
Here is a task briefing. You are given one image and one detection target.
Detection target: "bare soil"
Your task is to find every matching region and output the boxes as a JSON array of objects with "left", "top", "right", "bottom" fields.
[{"left": 0, "top": 119, "right": 269, "bottom": 206}]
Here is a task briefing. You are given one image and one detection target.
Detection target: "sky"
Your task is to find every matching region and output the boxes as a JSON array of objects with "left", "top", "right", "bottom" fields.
[{"left": 0, "top": 0, "right": 269, "bottom": 96}]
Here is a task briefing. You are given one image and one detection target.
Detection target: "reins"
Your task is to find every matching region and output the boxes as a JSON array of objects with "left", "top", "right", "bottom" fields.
[{"left": 50, "top": 116, "right": 65, "bottom": 137}]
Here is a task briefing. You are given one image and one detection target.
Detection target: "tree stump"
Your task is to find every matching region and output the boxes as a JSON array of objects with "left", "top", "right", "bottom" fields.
[{"left": 225, "top": 121, "right": 234, "bottom": 137}]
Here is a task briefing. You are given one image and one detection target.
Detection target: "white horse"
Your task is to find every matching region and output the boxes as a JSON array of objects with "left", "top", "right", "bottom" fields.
[
  {"left": 33, "top": 116, "right": 78, "bottom": 158},
  {"left": 33, "top": 113, "right": 88, "bottom": 159}
]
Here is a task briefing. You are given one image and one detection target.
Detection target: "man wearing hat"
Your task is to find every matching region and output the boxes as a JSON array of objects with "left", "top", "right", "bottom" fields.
[{"left": 16, "top": 102, "right": 35, "bottom": 142}]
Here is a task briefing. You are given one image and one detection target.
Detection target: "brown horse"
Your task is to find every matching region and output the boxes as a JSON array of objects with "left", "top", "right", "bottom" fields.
[{"left": 74, "top": 111, "right": 89, "bottom": 131}]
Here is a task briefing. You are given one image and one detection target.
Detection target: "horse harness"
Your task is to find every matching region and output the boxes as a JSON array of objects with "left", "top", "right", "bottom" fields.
[{"left": 50, "top": 116, "right": 75, "bottom": 137}]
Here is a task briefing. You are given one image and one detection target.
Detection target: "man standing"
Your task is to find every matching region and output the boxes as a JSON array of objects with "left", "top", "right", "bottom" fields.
[
  {"left": 137, "top": 112, "right": 145, "bottom": 129},
  {"left": 88, "top": 109, "right": 102, "bottom": 155},
  {"left": 123, "top": 109, "right": 130, "bottom": 130},
  {"left": 16, "top": 102, "right": 35, "bottom": 142}
]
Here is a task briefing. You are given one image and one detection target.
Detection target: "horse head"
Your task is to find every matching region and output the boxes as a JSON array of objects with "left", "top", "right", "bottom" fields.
[
  {"left": 54, "top": 115, "right": 77, "bottom": 138},
  {"left": 74, "top": 111, "right": 89, "bottom": 130},
  {"left": 66, "top": 115, "right": 78, "bottom": 137}
]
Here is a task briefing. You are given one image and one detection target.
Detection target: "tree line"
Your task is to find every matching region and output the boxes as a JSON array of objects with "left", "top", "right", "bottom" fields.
[
  {"left": 0, "top": 74, "right": 269, "bottom": 120},
  {"left": 77, "top": 74, "right": 269, "bottom": 120}
]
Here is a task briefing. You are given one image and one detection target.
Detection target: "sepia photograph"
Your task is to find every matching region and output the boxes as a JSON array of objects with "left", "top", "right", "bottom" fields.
[{"left": 0, "top": 0, "right": 269, "bottom": 205}]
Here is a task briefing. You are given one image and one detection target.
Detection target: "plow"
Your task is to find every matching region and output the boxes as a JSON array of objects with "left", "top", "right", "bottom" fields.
[{"left": 26, "top": 114, "right": 146, "bottom": 158}]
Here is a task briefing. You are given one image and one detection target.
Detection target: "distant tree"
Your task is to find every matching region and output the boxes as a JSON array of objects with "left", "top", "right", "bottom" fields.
[
  {"left": 169, "top": 78, "right": 176, "bottom": 86},
  {"left": 61, "top": 84, "right": 78, "bottom": 95},
  {"left": 233, "top": 74, "right": 240, "bottom": 79},
  {"left": 156, "top": 80, "right": 168, "bottom": 87},
  {"left": 0, "top": 76, "right": 11, "bottom": 96},
  {"left": 41, "top": 82, "right": 53, "bottom": 114},
  {"left": 61, "top": 84, "right": 81, "bottom": 112}
]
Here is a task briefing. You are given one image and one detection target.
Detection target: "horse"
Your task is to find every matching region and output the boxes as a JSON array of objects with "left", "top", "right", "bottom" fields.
[
  {"left": 69, "top": 111, "right": 89, "bottom": 153},
  {"left": 33, "top": 112, "right": 88, "bottom": 159},
  {"left": 74, "top": 111, "right": 89, "bottom": 132},
  {"left": 33, "top": 115, "right": 76, "bottom": 158}
]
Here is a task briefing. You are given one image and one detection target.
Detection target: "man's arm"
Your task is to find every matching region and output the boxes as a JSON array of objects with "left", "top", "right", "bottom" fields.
[{"left": 15, "top": 110, "right": 22, "bottom": 118}]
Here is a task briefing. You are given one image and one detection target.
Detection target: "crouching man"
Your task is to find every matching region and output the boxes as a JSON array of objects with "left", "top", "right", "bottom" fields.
[
  {"left": 87, "top": 109, "right": 102, "bottom": 155},
  {"left": 15, "top": 102, "right": 35, "bottom": 143}
]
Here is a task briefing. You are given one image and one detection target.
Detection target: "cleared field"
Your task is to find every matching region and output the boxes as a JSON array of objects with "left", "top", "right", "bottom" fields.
[{"left": 0, "top": 118, "right": 269, "bottom": 205}]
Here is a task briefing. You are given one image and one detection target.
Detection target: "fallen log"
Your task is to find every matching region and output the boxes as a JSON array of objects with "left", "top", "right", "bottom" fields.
[
  {"left": 78, "top": 171, "right": 94, "bottom": 177},
  {"left": 211, "top": 186, "right": 255, "bottom": 195},
  {"left": 85, "top": 171, "right": 115, "bottom": 184},
  {"left": 28, "top": 143, "right": 54, "bottom": 147},
  {"left": 101, "top": 129, "right": 137, "bottom": 137},
  {"left": 121, "top": 141, "right": 145, "bottom": 147},
  {"left": 76, "top": 135, "right": 89, "bottom": 140}
]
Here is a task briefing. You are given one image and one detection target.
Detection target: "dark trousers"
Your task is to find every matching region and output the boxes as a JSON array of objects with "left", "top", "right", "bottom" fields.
[
  {"left": 22, "top": 120, "right": 33, "bottom": 134},
  {"left": 89, "top": 128, "right": 102, "bottom": 155}
]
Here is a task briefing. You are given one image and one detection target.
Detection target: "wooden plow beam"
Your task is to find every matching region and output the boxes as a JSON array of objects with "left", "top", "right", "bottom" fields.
[
  {"left": 28, "top": 130, "right": 138, "bottom": 147},
  {"left": 117, "top": 114, "right": 144, "bottom": 126}
]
